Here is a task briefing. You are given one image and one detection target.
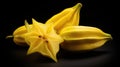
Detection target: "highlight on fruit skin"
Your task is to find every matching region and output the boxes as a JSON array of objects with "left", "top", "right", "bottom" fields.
[
  {"left": 6, "top": 3, "right": 82, "bottom": 46},
  {"left": 13, "top": 26, "right": 29, "bottom": 46},
  {"left": 24, "top": 18, "right": 64, "bottom": 62},
  {"left": 45, "top": 3, "right": 82, "bottom": 33},
  {"left": 5, "top": 2, "right": 113, "bottom": 62},
  {"left": 59, "top": 26, "right": 112, "bottom": 51},
  {"left": 5, "top": 20, "right": 32, "bottom": 46}
]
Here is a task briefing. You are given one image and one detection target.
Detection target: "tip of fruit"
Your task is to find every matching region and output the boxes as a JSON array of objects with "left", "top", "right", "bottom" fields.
[
  {"left": 77, "top": 3, "right": 82, "bottom": 7},
  {"left": 73, "top": 3, "right": 82, "bottom": 9},
  {"left": 53, "top": 58, "right": 58, "bottom": 62},
  {"left": 109, "top": 34, "right": 113, "bottom": 40},
  {"left": 105, "top": 33, "right": 113, "bottom": 40}
]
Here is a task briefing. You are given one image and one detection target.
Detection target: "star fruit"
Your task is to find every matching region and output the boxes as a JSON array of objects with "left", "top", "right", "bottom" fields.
[
  {"left": 6, "top": 3, "right": 82, "bottom": 62},
  {"left": 24, "top": 19, "right": 63, "bottom": 62},
  {"left": 59, "top": 26, "right": 112, "bottom": 51},
  {"left": 46, "top": 3, "right": 82, "bottom": 33},
  {"left": 8, "top": 3, "right": 82, "bottom": 46},
  {"left": 6, "top": 3, "right": 112, "bottom": 62}
]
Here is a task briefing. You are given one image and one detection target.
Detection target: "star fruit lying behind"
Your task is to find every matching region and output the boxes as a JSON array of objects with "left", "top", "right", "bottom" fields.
[{"left": 6, "top": 3, "right": 112, "bottom": 62}]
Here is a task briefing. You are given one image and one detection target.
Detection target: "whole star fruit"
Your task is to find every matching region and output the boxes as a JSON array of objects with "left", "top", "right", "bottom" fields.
[
  {"left": 45, "top": 3, "right": 82, "bottom": 33},
  {"left": 7, "top": 3, "right": 82, "bottom": 46},
  {"left": 24, "top": 19, "right": 64, "bottom": 62},
  {"left": 59, "top": 26, "right": 112, "bottom": 51}
]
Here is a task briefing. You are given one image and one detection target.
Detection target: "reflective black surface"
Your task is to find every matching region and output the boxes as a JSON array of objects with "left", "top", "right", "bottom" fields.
[{"left": 0, "top": 39, "right": 118, "bottom": 67}]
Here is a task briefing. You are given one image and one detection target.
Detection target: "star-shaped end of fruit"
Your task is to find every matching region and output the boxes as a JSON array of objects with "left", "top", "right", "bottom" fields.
[{"left": 24, "top": 18, "right": 64, "bottom": 62}]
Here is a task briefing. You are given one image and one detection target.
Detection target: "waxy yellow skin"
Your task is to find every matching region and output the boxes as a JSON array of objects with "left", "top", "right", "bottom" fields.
[
  {"left": 46, "top": 3, "right": 82, "bottom": 33},
  {"left": 24, "top": 19, "right": 63, "bottom": 62},
  {"left": 12, "top": 3, "right": 82, "bottom": 46},
  {"left": 13, "top": 24, "right": 32, "bottom": 46},
  {"left": 6, "top": 3, "right": 112, "bottom": 62},
  {"left": 60, "top": 26, "right": 112, "bottom": 51},
  {"left": 11, "top": 18, "right": 64, "bottom": 62}
]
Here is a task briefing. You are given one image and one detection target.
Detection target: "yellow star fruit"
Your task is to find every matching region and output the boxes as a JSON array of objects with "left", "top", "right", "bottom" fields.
[
  {"left": 24, "top": 19, "right": 63, "bottom": 62},
  {"left": 7, "top": 3, "right": 82, "bottom": 46},
  {"left": 45, "top": 3, "right": 82, "bottom": 33},
  {"left": 59, "top": 26, "right": 112, "bottom": 51},
  {"left": 6, "top": 3, "right": 112, "bottom": 62}
]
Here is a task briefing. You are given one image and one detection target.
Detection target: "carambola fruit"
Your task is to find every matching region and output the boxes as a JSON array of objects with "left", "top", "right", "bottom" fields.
[
  {"left": 60, "top": 26, "right": 112, "bottom": 51},
  {"left": 11, "top": 20, "right": 32, "bottom": 46},
  {"left": 9, "top": 3, "right": 82, "bottom": 46},
  {"left": 46, "top": 3, "right": 82, "bottom": 33},
  {"left": 25, "top": 19, "right": 64, "bottom": 62},
  {"left": 6, "top": 3, "right": 112, "bottom": 62}
]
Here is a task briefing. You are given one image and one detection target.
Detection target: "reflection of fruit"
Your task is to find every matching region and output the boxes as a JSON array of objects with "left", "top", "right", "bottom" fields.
[
  {"left": 60, "top": 26, "right": 112, "bottom": 51},
  {"left": 45, "top": 3, "right": 82, "bottom": 33}
]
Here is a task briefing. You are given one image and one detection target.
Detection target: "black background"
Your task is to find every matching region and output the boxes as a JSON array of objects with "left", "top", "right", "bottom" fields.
[{"left": 0, "top": 0, "right": 118, "bottom": 67}]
